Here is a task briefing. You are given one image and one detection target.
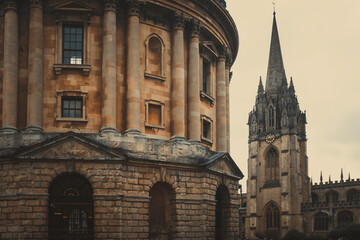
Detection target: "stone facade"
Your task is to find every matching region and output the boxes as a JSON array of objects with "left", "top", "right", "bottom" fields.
[{"left": 0, "top": 0, "right": 243, "bottom": 239}]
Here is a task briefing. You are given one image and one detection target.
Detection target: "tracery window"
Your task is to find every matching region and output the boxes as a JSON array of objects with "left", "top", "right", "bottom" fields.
[
  {"left": 314, "top": 212, "right": 329, "bottom": 231},
  {"left": 337, "top": 211, "right": 353, "bottom": 227},
  {"left": 265, "top": 147, "right": 279, "bottom": 183},
  {"left": 265, "top": 203, "right": 280, "bottom": 229},
  {"left": 325, "top": 190, "right": 339, "bottom": 203},
  {"left": 49, "top": 173, "right": 93, "bottom": 240},
  {"left": 346, "top": 189, "right": 360, "bottom": 202},
  {"left": 269, "top": 106, "right": 275, "bottom": 128}
]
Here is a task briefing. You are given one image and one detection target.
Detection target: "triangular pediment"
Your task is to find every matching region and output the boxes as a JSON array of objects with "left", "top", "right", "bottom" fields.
[
  {"left": 16, "top": 132, "right": 126, "bottom": 161},
  {"left": 200, "top": 41, "right": 219, "bottom": 59},
  {"left": 53, "top": 0, "right": 94, "bottom": 12},
  {"left": 202, "top": 152, "right": 244, "bottom": 179}
]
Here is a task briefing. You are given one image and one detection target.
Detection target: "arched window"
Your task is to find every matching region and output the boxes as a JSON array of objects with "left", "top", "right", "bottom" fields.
[
  {"left": 325, "top": 190, "right": 339, "bottom": 203},
  {"left": 49, "top": 173, "right": 93, "bottom": 239},
  {"left": 149, "top": 182, "right": 176, "bottom": 240},
  {"left": 312, "top": 193, "right": 319, "bottom": 204},
  {"left": 337, "top": 211, "right": 353, "bottom": 227},
  {"left": 145, "top": 34, "right": 165, "bottom": 78},
  {"left": 265, "top": 202, "right": 280, "bottom": 229},
  {"left": 215, "top": 184, "right": 230, "bottom": 240},
  {"left": 269, "top": 106, "right": 275, "bottom": 128},
  {"left": 265, "top": 147, "right": 279, "bottom": 184},
  {"left": 314, "top": 212, "right": 329, "bottom": 231},
  {"left": 346, "top": 189, "right": 360, "bottom": 202}
]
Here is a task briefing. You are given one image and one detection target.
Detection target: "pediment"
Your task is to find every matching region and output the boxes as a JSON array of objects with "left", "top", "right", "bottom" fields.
[
  {"left": 53, "top": 0, "right": 94, "bottom": 12},
  {"left": 200, "top": 41, "right": 219, "bottom": 59},
  {"left": 202, "top": 152, "right": 244, "bottom": 179},
  {"left": 16, "top": 132, "right": 126, "bottom": 161}
]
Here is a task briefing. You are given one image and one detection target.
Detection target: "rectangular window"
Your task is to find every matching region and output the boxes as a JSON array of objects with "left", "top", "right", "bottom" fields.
[
  {"left": 148, "top": 104, "right": 162, "bottom": 126},
  {"left": 203, "top": 120, "right": 211, "bottom": 139},
  {"left": 63, "top": 25, "right": 83, "bottom": 64},
  {"left": 203, "top": 60, "right": 210, "bottom": 94},
  {"left": 145, "top": 100, "right": 165, "bottom": 130},
  {"left": 201, "top": 115, "right": 213, "bottom": 144},
  {"left": 61, "top": 97, "right": 83, "bottom": 118}
]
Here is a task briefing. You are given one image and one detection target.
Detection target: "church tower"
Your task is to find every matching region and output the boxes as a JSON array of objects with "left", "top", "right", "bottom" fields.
[{"left": 246, "top": 12, "right": 310, "bottom": 239}]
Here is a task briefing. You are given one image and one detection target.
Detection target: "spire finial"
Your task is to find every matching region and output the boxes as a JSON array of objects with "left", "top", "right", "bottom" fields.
[
  {"left": 258, "top": 76, "right": 264, "bottom": 94},
  {"left": 341, "top": 168, "right": 344, "bottom": 181},
  {"left": 320, "top": 171, "right": 323, "bottom": 184},
  {"left": 272, "top": 2, "right": 276, "bottom": 14},
  {"left": 329, "top": 175, "right": 331, "bottom": 183}
]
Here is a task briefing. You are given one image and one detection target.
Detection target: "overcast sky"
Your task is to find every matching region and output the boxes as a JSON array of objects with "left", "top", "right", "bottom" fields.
[{"left": 226, "top": 0, "right": 360, "bottom": 189}]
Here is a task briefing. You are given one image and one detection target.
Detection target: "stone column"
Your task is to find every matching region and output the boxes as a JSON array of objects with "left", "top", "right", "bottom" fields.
[
  {"left": 170, "top": 12, "right": 185, "bottom": 141},
  {"left": 216, "top": 49, "right": 227, "bottom": 151},
  {"left": 225, "top": 65, "right": 231, "bottom": 152},
  {"left": 125, "top": 0, "right": 141, "bottom": 135},
  {"left": 101, "top": 0, "right": 117, "bottom": 134},
  {"left": 187, "top": 19, "right": 201, "bottom": 143},
  {"left": 26, "top": 0, "right": 44, "bottom": 132},
  {"left": 1, "top": 0, "right": 18, "bottom": 133}
]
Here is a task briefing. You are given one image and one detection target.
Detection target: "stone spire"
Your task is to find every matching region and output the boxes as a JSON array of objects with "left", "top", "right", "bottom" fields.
[
  {"left": 265, "top": 11, "right": 287, "bottom": 95},
  {"left": 341, "top": 168, "right": 344, "bottom": 182},
  {"left": 289, "top": 77, "right": 295, "bottom": 94},
  {"left": 320, "top": 171, "right": 323, "bottom": 184},
  {"left": 258, "top": 76, "right": 264, "bottom": 94}
]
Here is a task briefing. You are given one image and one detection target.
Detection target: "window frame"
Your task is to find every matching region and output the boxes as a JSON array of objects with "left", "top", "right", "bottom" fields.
[
  {"left": 201, "top": 115, "right": 213, "bottom": 144},
  {"left": 56, "top": 91, "right": 88, "bottom": 122},
  {"left": 145, "top": 99, "right": 165, "bottom": 129},
  {"left": 62, "top": 24, "right": 84, "bottom": 65},
  {"left": 144, "top": 34, "right": 166, "bottom": 81},
  {"left": 200, "top": 42, "right": 218, "bottom": 106}
]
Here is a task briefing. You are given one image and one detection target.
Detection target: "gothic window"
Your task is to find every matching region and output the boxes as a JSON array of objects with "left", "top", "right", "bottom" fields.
[
  {"left": 215, "top": 184, "right": 230, "bottom": 240},
  {"left": 145, "top": 34, "right": 165, "bottom": 80},
  {"left": 63, "top": 25, "right": 83, "bottom": 64},
  {"left": 314, "top": 212, "right": 329, "bottom": 231},
  {"left": 269, "top": 106, "right": 275, "bottom": 128},
  {"left": 49, "top": 173, "right": 93, "bottom": 240},
  {"left": 346, "top": 189, "right": 360, "bottom": 202},
  {"left": 265, "top": 147, "right": 279, "bottom": 184},
  {"left": 56, "top": 91, "right": 88, "bottom": 122},
  {"left": 265, "top": 202, "right": 280, "bottom": 229},
  {"left": 145, "top": 100, "right": 165, "bottom": 130},
  {"left": 337, "top": 211, "right": 353, "bottom": 227},
  {"left": 149, "top": 182, "right": 176, "bottom": 240},
  {"left": 325, "top": 190, "right": 339, "bottom": 203}
]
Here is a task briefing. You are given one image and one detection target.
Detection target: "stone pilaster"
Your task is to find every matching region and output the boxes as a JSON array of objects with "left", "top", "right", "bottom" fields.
[
  {"left": 1, "top": 0, "right": 19, "bottom": 133},
  {"left": 100, "top": 0, "right": 117, "bottom": 134},
  {"left": 187, "top": 19, "right": 201, "bottom": 143},
  {"left": 125, "top": 0, "right": 141, "bottom": 135},
  {"left": 26, "top": 0, "right": 44, "bottom": 132},
  {"left": 216, "top": 48, "right": 227, "bottom": 151},
  {"left": 170, "top": 11, "right": 185, "bottom": 141}
]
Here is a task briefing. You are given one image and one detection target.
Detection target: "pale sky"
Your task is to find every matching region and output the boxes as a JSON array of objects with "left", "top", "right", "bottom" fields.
[{"left": 227, "top": 0, "right": 360, "bottom": 190}]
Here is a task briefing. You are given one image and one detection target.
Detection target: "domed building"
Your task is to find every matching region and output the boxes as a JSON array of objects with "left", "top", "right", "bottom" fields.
[{"left": 0, "top": 0, "right": 243, "bottom": 239}]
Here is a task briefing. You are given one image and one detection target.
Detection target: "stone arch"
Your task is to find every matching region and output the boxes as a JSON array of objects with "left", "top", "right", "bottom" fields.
[
  {"left": 149, "top": 181, "right": 176, "bottom": 240},
  {"left": 346, "top": 188, "right": 360, "bottom": 202},
  {"left": 48, "top": 172, "right": 93, "bottom": 239},
  {"left": 262, "top": 201, "right": 280, "bottom": 230},
  {"left": 215, "top": 184, "right": 231, "bottom": 240},
  {"left": 145, "top": 33, "right": 165, "bottom": 77},
  {"left": 264, "top": 146, "right": 280, "bottom": 185},
  {"left": 337, "top": 210, "right": 354, "bottom": 227},
  {"left": 314, "top": 211, "right": 329, "bottom": 231}
]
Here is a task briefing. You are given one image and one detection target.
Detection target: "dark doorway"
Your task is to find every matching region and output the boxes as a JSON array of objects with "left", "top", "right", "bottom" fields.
[
  {"left": 49, "top": 173, "right": 93, "bottom": 240},
  {"left": 215, "top": 184, "right": 230, "bottom": 240},
  {"left": 149, "top": 182, "right": 176, "bottom": 240}
]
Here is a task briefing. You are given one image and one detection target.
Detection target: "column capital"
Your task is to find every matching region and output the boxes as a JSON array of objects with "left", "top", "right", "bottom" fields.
[
  {"left": 29, "top": 0, "right": 44, "bottom": 9},
  {"left": 189, "top": 18, "right": 201, "bottom": 38},
  {"left": 225, "top": 53, "right": 232, "bottom": 69},
  {"left": 103, "top": 0, "right": 117, "bottom": 13},
  {"left": 3, "top": 0, "right": 17, "bottom": 11},
  {"left": 126, "top": 0, "right": 141, "bottom": 17},
  {"left": 172, "top": 11, "right": 185, "bottom": 31},
  {"left": 217, "top": 45, "right": 227, "bottom": 61}
]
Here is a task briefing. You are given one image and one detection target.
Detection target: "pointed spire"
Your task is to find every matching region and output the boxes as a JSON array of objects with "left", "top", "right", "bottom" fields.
[
  {"left": 341, "top": 169, "right": 344, "bottom": 182},
  {"left": 265, "top": 11, "right": 287, "bottom": 95},
  {"left": 289, "top": 77, "right": 295, "bottom": 94},
  {"left": 320, "top": 171, "right": 323, "bottom": 184},
  {"left": 258, "top": 76, "right": 264, "bottom": 94},
  {"left": 329, "top": 175, "right": 331, "bottom": 183},
  {"left": 348, "top": 172, "right": 351, "bottom": 181}
]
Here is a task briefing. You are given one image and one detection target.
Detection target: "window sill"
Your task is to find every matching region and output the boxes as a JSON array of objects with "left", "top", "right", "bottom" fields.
[
  {"left": 56, "top": 117, "right": 88, "bottom": 122},
  {"left": 200, "top": 91, "right": 215, "bottom": 106},
  {"left": 144, "top": 72, "right": 166, "bottom": 81},
  {"left": 145, "top": 123, "right": 165, "bottom": 129},
  {"left": 54, "top": 64, "right": 91, "bottom": 76},
  {"left": 201, "top": 137, "right": 213, "bottom": 146}
]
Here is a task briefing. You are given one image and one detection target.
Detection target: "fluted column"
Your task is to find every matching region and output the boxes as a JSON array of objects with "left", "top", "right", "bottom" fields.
[
  {"left": 1, "top": 0, "right": 19, "bottom": 133},
  {"left": 216, "top": 49, "right": 227, "bottom": 151},
  {"left": 225, "top": 66, "right": 231, "bottom": 153},
  {"left": 101, "top": 0, "right": 117, "bottom": 134},
  {"left": 125, "top": 0, "right": 141, "bottom": 135},
  {"left": 170, "top": 12, "right": 185, "bottom": 141},
  {"left": 187, "top": 19, "right": 201, "bottom": 143},
  {"left": 26, "top": 0, "right": 44, "bottom": 132}
]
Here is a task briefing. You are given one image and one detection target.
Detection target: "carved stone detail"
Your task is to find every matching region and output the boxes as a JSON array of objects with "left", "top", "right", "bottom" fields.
[
  {"left": 3, "top": 0, "right": 17, "bottom": 11},
  {"left": 29, "top": 0, "right": 44, "bottom": 8},
  {"left": 172, "top": 11, "right": 185, "bottom": 31},
  {"left": 189, "top": 18, "right": 201, "bottom": 38},
  {"left": 103, "top": 0, "right": 117, "bottom": 13},
  {"left": 217, "top": 45, "right": 227, "bottom": 61},
  {"left": 127, "top": 0, "right": 140, "bottom": 17}
]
